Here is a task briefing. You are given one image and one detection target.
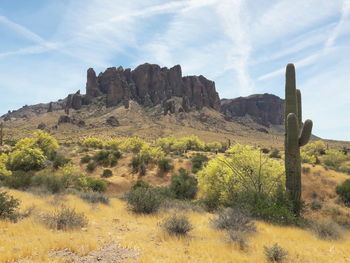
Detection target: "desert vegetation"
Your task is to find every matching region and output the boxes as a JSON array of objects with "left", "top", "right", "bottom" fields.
[{"left": 0, "top": 127, "right": 349, "bottom": 263}]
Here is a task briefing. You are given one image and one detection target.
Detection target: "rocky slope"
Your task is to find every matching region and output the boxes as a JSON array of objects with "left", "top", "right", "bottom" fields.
[{"left": 220, "top": 93, "right": 284, "bottom": 127}]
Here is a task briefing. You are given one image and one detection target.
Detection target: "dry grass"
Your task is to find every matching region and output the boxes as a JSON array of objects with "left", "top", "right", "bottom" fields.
[{"left": 0, "top": 189, "right": 349, "bottom": 263}]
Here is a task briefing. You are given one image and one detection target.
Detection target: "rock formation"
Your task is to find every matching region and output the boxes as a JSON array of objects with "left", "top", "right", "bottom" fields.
[
  {"left": 220, "top": 93, "right": 284, "bottom": 127},
  {"left": 106, "top": 116, "right": 120, "bottom": 127},
  {"left": 77, "top": 63, "right": 221, "bottom": 112}
]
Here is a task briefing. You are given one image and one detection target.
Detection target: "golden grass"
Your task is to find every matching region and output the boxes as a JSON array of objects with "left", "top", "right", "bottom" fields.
[{"left": 1, "top": 189, "right": 350, "bottom": 263}]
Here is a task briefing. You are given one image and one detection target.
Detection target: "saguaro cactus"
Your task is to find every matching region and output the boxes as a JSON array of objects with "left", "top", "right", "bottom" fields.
[
  {"left": 284, "top": 63, "right": 313, "bottom": 215},
  {"left": 0, "top": 122, "right": 3, "bottom": 146}
]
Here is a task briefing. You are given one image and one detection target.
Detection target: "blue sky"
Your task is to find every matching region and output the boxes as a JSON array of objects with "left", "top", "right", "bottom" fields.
[{"left": 0, "top": 0, "right": 349, "bottom": 141}]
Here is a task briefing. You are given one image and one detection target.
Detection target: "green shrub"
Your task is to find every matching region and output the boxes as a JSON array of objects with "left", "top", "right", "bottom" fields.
[
  {"left": 0, "top": 191, "right": 20, "bottom": 220},
  {"left": 8, "top": 147, "right": 46, "bottom": 171},
  {"left": 126, "top": 186, "right": 163, "bottom": 214},
  {"left": 93, "top": 151, "right": 120, "bottom": 167},
  {"left": 42, "top": 207, "right": 88, "bottom": 231},
  {"left": 33, "top": 131, "right": 59, "bottom": 158},
  {"left": 310, "top": 200, "right": 323, "bottom": 211},
  {"left": 86, "top": 162, "right": 97, "bottom": 172},
  {"left": 264, "top": 243, "right": 288, "bottom": 262},
  {"left": 157, "top": 158, "right": 173, "bottom": 173},
  {"left": 80, "top": 155, "right": 91, "bottom": 164},
  {"left": 161, "top": 214, "right": 193, "bottom": 236},
  {"left": 336, "top": 179, "right": 350, "bottom": 206},
  {"left": 269, "top": 149, "right": 281, "bottom": 159},
  {"left": 322, "top": 150, "right": 347, "bottom": 169},
  {"left": 131, "top": 180, "right": 151, "bottom": 190},
  {"left": 311, "top": 220, "right": 343, "bottom": 240},
  {"left": 339, "top": 162, "right": 350, "bottom": 174},
  {"left": 52, "top": 153, "right": 70, "bottom": 169},
  {"left": 0, "top": 153, "right": 11, "bottom": 177},
  {"left": 3, "top": 171, "right": 34, "bottom": 189},
  {"left": 82, "top": 138, "right": 103, "bottom": 149},
  {"left": 31, "top": 173, "right": 68, "bottom": 193},
  {"left": 130, "top": 155, "right": 147, "bottom": 175},
  {"left": 78, "top": 191, "right": 109, "bottom": 204},
  {"left": 261, "top": 148, "right": 270, "bottom": 154},
  {"left": 198, "top": 144, "right": 285, "bottom": 208},
  {"left": 169, "top": 168, "right": 198, "bottom": 200},
  {"left": 191, "top": 154, "right": 208, "bottom": 173},
  {"left": 102, "top": 169, "right": 113, "bottom": 178},
  {"left": 86, "top": 177, "right": 107, "bottom": 192},
  {"left": 211, "top": 208, "right": 256, "bottom": 233}
]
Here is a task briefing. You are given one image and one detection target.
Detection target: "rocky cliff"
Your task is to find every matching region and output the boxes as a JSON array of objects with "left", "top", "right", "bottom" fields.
[
  {"left": 76, "top": 63, "right": 221, "bottom": 112},
  {"left": 220, "top": 93, "right": 284, "bottom": 127},
  {"left": 1, "top": 63, "right": 285, "bottom": 129}
]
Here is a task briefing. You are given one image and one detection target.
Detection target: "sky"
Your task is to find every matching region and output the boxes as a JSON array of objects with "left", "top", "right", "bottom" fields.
[{"left": 0, "top": 0, "right": 349, "bottom": 141}]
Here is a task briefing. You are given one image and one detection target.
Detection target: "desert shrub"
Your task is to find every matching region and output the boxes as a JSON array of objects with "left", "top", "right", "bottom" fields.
[
  {"left": 302, "top": 166, "right": 311, "bottom": 174},
  {"left": 80, "top": 155, "right": 91, "bottom": 164},
  {"left": 92, "top": 150, "right": 120, "bottom": 167},
  {"left": 86, "top": 162, "right": 97, "bottom": 172},
  {"left": 310, "top": 200, "right": 323, "bottom": 211},
  {"left": 336, "top": 179, "right": 350, "bottom": 206},
  {"left": 191, "top": 154, "right": 209, "bottom": 173},
  {"left": 211, "top": 208, "right": 256, "bottom": 233},
  {"left": 86, "top": 177, "right": 107, "bottom": 192},
  {"left": 131, "top": 180, "right": 151, "bottom": 190},
  {"left": 161, "top": 214, "right": 193, "bottom": 236},
  {"left": 264, "top": 243, "right": 288, "bottom": 262},
  {"left": 139, "top": 145, "right": 164, "bottom": 163},
  {"left": 31, "top": 173, "right": 69, "bottom": 193},
  {"left": 169, "top": 168, "right": 198, "bottom": 200},
  {"left": 311, "top": 220, "right": 343, "bottom": 240},
  {"left": 205, "top": 142, "right": 222, "bottom": 153},
  {"left": 339, "top": 162, "right": 350, "bottom": 174},
  {"left": 261, "top": 147, "right": 270, "bottom": 154},
  {"left": 130, "top": 155, "right": 146, "bottom": 175},
  {"left": 3, "top": 171, "right": 34, "bottom": 189},
  {"left": 78, "top": 191, "right": 109, "bottom": 204},
  {"left": 199, "top": 144, "right": 285, "bottom": 208},
  {"left": 52, "top": 153, "right": 70, "bottom": 169},
  {"left": 0, "top": 153, "right": 11, "bottom": 176},
  {"left": 0, "top": 191, "right": 20, "bottom": 220},
  {"left": 156, "top": 136, "right": 177, "bottom": 153},
  {"left": 104, "top": 138, "right": 123, "bottom": 150},
  {"left": 302, "top": 140, "right": 326, "bottom": 156},
  {"left": 126, "top": 186, "right": 163, "bottom": 214},
  {"left": 33, "top": 131, "right": 59, "bottom": 158},
  {"left": 120, "top": 137, "right": 148, "bottom": 153},
  {"left": 102, "top": 169, "right": 113, "bottom": 178},
  {"left": 8, "top": 147, "right": 46, "bottom": 171},
  {"left": 181, "top": 136, "right": 205, "bottom": 151},
  {"left": 157, "top": 158, "right": 173, "bottom": 173},
  {"left": 228, "top": 230, "right": 249, "bottom": 250},
  {"left": 269, "top": 149, "right": 281, "bottom": 158},
  {"left": 300, "top": 151, "right": 319, "bottom": 164},
  {"left": 82, "top": 137, "right": 103, "bottom": 149},
  {"left": 322, "top": 150, "right": 347, "bottom": 169},
  {"left": 42, "top": 207, "right": 87, "bottom": 231}
]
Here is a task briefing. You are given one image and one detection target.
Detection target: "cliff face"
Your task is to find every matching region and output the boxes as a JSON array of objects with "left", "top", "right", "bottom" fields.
[
  {"left": 220, "top": 93, "right": 284, "bottom": 127},
  {"left": 84, "top": 63, "right": 221, "bottom": 111}
]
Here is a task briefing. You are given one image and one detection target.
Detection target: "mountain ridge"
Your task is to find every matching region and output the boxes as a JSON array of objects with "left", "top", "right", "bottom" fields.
[{"left": 1, "top": 63, "right": 284, "bottom": 128}]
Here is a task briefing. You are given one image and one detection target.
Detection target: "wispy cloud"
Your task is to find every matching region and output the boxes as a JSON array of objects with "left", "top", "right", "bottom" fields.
[{"left": 0, "top": 0, "right": 349, "bottom": 140}]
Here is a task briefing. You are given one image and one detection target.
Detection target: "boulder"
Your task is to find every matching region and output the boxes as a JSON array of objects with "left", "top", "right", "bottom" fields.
[{"left": 106, "top": 116, "right": 120, "bottom": 127}]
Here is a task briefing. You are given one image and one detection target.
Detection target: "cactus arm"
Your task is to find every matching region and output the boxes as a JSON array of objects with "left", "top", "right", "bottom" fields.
[
  {"left": 285, "top": 64, "right": 298, "bottom": 126},
  {"left": 296, "top": 89, "right": 302, "bottom": 127},
  {"left": 286, "top": 113, "right": 299, "bottom": 154},
  {"left": 299, "top": 119, "right": 313, "bottom": 146}
]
